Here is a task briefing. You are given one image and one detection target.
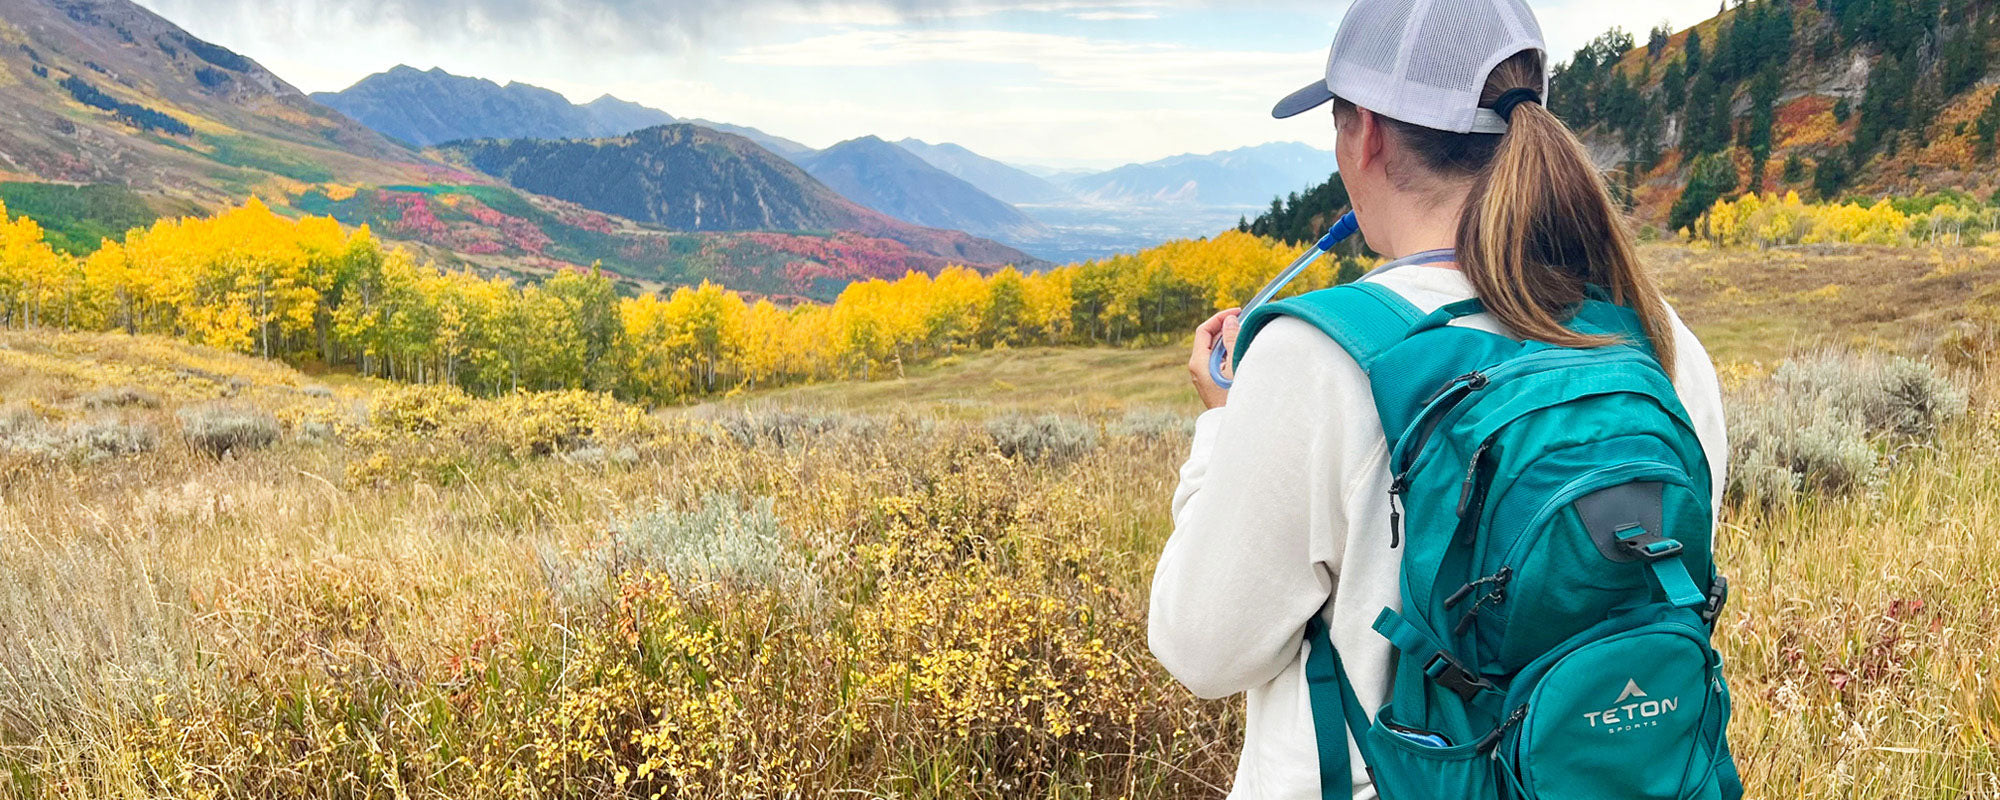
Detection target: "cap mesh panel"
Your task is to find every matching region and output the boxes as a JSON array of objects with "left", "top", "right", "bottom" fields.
[
  {"left": 1408, "top": 0, "right": 1515, "bottom": 92},
  {"left": 1335, "top": 0, "right": 1417, "bottom": 75}
]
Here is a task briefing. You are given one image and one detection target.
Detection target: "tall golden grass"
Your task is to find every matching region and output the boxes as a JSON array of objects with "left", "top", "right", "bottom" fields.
[{"left": 0, "top": 321, "right": 1995, "bottom": 798}]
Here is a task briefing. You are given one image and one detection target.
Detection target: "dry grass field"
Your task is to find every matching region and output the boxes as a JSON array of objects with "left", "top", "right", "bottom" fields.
[{"left": 2, "top": 242, "right": 1998, "bottom": 798}]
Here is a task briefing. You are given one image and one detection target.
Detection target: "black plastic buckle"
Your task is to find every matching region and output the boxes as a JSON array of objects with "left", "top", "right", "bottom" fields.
[
  {"left": 1618, "top": 527, "right": 1684, "bottom": 562},
  {"left": 1422, "top": 651, "right": 1493, "bottom": 702},
  {"left": 1701, "top": 574, "right": 1730, "bottom": 626}
]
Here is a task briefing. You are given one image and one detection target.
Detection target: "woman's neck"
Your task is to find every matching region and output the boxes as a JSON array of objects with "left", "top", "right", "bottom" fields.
[{"left": 1371, "top": 184, "right": 1472, "bottom": 260}]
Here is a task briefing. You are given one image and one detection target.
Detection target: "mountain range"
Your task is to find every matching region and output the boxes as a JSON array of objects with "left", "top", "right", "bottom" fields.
[
  {"left": 309, "top": 66, "right": 674, "bottom": 147},
  {"left": 801, "top": 136, "right": 1048, "bottom": 242},
  {"left": 1064, "top": 142, "right": 1340, "bottom": 207},
  {"left": 0, "top": 0, "right": 1351, "bottom": 299},
  {"left": 438, "top": 124, "right": 1032, "bottom": 268},
  {"left": 896, "top": 138, "right": 1072, "bottom": 205},
  {"left": 0, "top": 0, "right": 1037, "bottom": 302},
  {"left": 315, "top": 65, "right": 1044, "bottom": 243}
]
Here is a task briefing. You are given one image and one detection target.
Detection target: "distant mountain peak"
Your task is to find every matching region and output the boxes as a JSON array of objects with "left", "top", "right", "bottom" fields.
[
  {"left": 893, "top": 138, "right": 1072, "bottom": 206},
  {"left": 1062, "top": 142, "right": 1338, "bottom": 207},
  {"left": 804, "top": 135, "right": 1047, "bottom": 241},
  {"left": 314, "top": 65, "right": 675, "bottom": 147}
]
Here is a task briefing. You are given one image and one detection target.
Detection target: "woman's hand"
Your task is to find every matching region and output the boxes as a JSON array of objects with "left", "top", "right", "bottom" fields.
[{"left": 1186, "top": 308, "right": 1241, "bottom": 410}]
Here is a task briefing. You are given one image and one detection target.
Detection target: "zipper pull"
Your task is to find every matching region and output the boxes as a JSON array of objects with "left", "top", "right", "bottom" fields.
[
  {"left": 1477, "top": 705, "right": 1528, "bottom": 753},
  {"left": 1445, "top": 567, "right": 1512, "bottom": 609},
  {"left": 1388, "top": 476, "right": 1408, "bottom": 549},
  {"left": 1453, "top": 587, "right": 1506, "bottom": 635}
]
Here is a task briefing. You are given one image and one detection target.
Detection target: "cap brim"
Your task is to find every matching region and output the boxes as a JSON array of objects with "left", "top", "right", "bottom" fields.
[{"left": 1273, "top": 80, "right": 1335, "bottom": 119}]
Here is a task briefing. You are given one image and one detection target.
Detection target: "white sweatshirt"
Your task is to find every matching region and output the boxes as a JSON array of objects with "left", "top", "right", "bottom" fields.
[{"left": 1148, "top": 265, "right": 1728, "bottom": 800}]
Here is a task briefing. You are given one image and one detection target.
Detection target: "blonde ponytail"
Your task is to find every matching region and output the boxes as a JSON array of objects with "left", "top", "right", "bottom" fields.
[{"left": 1457, "top": 51, "right": 1676, "bottom": 375}]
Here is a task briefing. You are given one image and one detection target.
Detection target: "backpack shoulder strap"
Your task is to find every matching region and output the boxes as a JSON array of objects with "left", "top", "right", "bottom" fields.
[{"left": 1234, "top": 282, "right": 1424, "bottom": 375}]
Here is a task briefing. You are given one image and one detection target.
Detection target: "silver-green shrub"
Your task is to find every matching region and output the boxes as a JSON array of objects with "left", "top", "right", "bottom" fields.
[
  {"left": 67, "top": 418, "right": 159, "bottom": 460},
  {"left": 545, "top": 493, "right": 808, "bottom": 605},
  {"left": 178, "top": 403, "right": 280, "bottom": 458},
  {"left": 1771, "top": 352, "right": 1968, "bottom": 440},
  {"left": 81, "top": 386, "right": 161, "bottom": 410},
  {"left": 1, "top": 408, "right": 157, "bottom": 461},
  {"left": 986, "top": 413, "right": 1100, "bottom": 465},
  {"left": 1111, "top": 408, "right": 1197, "bottom": 442},
  {"left": 1727, "top": 352, "right": 1967, "bottom": 507}
]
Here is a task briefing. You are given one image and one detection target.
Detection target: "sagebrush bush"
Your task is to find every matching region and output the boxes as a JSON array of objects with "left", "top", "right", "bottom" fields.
[
  {"left": 986, "top": 413, "right": 1099, "bottom": 464},
  {"left": 1111, "top": 408, "right": 1196, "bottom": 441},
  {"left": 0, "top": 406, "right": 66, "bottom": 460},
  {"left": 178, "top": 403, "right": 280, "bottom": 458},
  {"left": 1727, "top": 399, "right": 1882, "bottom": 505},
  {"left": 702, "top": 408, "right": 843, "bottom": 448},
  {"left": 1727, "top": 352, "right": 1966, "bottom": 506},
  {"left": 67, "top": 417, "right": 158, "bottom": 459},
  {"left": 547, "top": 493, "right": 807, "bottom": 604},
  {"left": 81, "top": 386, "right": 160, "bottom": 410},
  {"left": 0, "top": 408, "right": 157, "bottom": 461},
  {"left": 1772, "top": 353, "right": 1968, "bottom": 440}
]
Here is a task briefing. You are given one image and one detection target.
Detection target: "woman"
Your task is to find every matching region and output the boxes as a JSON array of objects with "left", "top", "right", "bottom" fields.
[{"left": 1147, "top": 0, "right": 1729, "bottom": 798}]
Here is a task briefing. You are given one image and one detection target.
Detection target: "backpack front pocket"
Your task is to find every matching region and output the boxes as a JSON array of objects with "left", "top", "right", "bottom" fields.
[
  {"left": 1363, "top": 705, "right": 1500, "bottom": 800},
  {"left": 1500, "top": 621, "right": 1727, "bottom": 800}
]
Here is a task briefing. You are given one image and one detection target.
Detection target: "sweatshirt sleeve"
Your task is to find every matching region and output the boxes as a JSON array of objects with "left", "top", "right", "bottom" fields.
[
  {"left": 1665, "top": 310, "right": 1730, "bottom": 515},
  {"left": 1149, "top": 318, "right": 1365, "bottom": 699}
]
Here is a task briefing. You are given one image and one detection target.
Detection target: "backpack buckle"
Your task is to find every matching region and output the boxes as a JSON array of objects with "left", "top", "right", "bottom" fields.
[
  {"left": 1422, "top": 651, "right": 1494, "bottom": 702},
  {"left": 1700, "top": 575, "right": 1731, "bottom": 626},
  {"left": 1617, "top": 526, "right": 1683, "bottom": 562}
]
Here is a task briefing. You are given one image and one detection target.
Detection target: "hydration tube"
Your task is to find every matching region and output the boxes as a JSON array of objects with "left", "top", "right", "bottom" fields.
[{"left": 1208, "top": 211, "right": 1360, "bottom": 389}]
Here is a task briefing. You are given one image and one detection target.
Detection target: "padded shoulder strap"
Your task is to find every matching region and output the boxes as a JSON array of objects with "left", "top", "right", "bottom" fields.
[{"left": 1235, "top": 282, "right": 1424, "bottom": 375}]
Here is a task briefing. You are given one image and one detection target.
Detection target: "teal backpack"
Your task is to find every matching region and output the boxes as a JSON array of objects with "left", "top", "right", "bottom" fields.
[{"left": 1234, "top": 281, "right": 1742, "bottom": 800}]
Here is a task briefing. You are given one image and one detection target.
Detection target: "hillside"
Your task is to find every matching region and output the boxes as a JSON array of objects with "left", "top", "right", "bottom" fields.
[
  {"left": 310, "top": 65, "right": 674, "bottom": 147},
  {"left": 0, "top": 0, "right": 427, "bottom": 200},
  {"left": 1550, "top": 0, "right": 2000, "bottom": 227},
  {"left": 436, "top": 125, "right": 1036, "bottom": 273},
  {"left": 1064, "top": 141, "right": 1337, "bottom": 207},
  {"left": 896, "top": 138, "right": 1071, "bottom": 205},
  {"left": 444, "top": 124, "right": 873, "bottom": 233},
  {"left": 801, "top": 135, "right": 1049, "bottom": 243},
  {"left": 1252, "top": 0, "right": 2000, "bottom": 235}
]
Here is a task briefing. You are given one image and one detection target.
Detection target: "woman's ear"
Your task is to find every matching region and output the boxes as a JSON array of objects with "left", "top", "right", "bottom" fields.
[{"left": 1353, "top": 107, "right": 1386, "bottom": 174}]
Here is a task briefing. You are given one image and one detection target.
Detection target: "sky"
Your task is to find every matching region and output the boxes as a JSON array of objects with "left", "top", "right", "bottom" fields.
[{"left": 133, "top": 0, "right": 1728, "bottom": 170}]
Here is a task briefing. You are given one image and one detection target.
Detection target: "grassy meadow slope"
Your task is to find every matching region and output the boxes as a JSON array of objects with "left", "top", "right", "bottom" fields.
[
  {"left": 2, "top": 242, "right": 1997, "bottom": 797},
  {"left": 731, "top": 240, "right": 2000, "bottom": 413}
]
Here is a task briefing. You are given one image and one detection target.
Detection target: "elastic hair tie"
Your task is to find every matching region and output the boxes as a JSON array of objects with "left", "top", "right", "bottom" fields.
[{"left": 1491, "top": 88, "right": 1542, "bottom": 123}]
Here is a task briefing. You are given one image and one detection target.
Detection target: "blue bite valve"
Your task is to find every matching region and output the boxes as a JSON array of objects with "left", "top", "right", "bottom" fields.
[{"left": 1208, "top": 211, "right": 1359, "bottom": 390}]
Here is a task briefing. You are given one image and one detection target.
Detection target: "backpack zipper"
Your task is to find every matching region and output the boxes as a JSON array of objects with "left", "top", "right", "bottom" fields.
[
  {"left": 1477, "top": 704, "right": 1527, "bottom": 753},
  {"left": 1390, "top": 371, "right": 1488, "bottom": 479},
  {"left": 1455, "top": 441, "right": 1492, "bottom": 519},
  {"left": 1388, "top": 477, "right": 1407, "bottom": 548},
  {"left": 1451, "top": 567, "right": 1513, "bottom": 636}
]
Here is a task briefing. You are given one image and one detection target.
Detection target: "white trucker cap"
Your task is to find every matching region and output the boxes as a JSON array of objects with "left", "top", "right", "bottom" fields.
[{"left": 1273, "top": 0, "right": 1550, "bottom": 135}]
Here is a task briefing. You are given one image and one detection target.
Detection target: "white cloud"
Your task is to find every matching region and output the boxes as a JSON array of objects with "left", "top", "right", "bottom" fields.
[
  {"left": 729, "top": 29, "right": 1318, "bottom": 96},
  {"left": 1070, "top": 10, "right": 1162, "bottom": 20}
]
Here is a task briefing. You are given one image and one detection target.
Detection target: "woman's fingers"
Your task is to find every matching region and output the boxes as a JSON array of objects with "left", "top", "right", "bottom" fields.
[
  {"left": 1188, "top": 308, "right": 1239, "bottom": 367},
  {"left": 1187, "top": 308, "right": 1241, "bottom": 410}
]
